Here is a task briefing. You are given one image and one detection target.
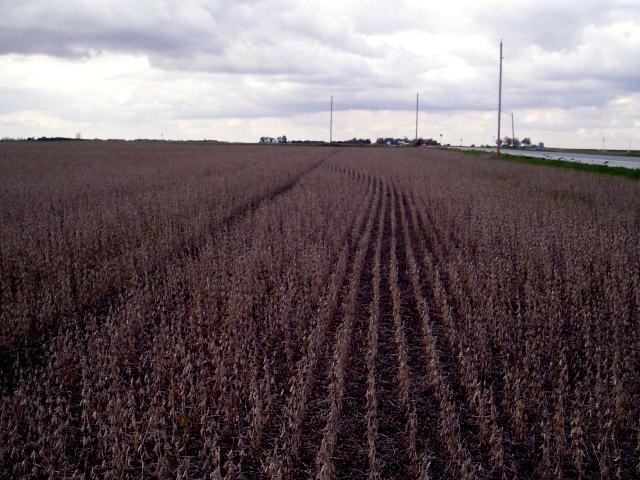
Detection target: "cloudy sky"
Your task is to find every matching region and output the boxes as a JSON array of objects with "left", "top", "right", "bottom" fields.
[{"left": 1, "top": 0, "right": 638, "bottom": 147}]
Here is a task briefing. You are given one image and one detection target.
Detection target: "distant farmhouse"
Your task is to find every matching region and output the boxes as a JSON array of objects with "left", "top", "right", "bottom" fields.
[{"left": 259, "top": 136, "right": 288, "bottom": 144}]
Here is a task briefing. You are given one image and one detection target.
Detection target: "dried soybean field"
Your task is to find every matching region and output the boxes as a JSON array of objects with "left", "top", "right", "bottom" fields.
[{"left": 1, "top": 141, "right": 639, "bottom": 479}]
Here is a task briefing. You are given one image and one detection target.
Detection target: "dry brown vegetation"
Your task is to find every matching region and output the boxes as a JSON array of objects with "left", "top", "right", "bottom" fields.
[{"left": 1, "top": 142, "right": 639, "bottom": 479}]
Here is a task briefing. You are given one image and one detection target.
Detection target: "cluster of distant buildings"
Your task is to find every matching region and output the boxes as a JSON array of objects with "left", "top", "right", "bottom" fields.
[
  {"left": 259, "top": 136, "right": 371, "bottom": 145},
  {"left": 259, "top": 136, "right": 288, "bottom": 144}
]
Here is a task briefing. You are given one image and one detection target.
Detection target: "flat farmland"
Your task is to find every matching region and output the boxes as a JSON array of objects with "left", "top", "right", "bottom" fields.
[{"left": 1, "top": 142, "right": 639, "bottom": 479}]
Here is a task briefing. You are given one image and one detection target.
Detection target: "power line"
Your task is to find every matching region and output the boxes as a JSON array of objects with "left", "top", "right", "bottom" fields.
[
  {"left": 509, "top": 1, "right": 606, "bottom": 54},
  {"left": 509, "top": 9, "right": 555, "bottom": 37}
]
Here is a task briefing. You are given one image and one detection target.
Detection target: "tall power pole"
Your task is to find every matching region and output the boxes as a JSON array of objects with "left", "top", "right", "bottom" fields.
[
  {"left": 329, "top": 96, "right": 333, "bottom": 144},
  {"left": 415, "top": 93, "right": 419, "bottom": 142},
  {"left": 497, "top": 40, "right": 503, "bottom": 157},
  {"left": 511, "top": 112, "right": 515, "bottom": 146}
]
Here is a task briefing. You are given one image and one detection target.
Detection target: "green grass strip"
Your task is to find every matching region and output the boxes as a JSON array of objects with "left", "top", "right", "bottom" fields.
[
  {"left": 500, "top": 153, "right": 640, "bottom": 181},
  {"left": 449, "top": 148, "right": 640, "bottom": 181}
]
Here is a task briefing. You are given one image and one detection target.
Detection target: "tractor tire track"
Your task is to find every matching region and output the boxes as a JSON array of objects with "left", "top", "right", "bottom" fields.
[{"left": 0, "top": 153, "right": 332, "bottom": 396}]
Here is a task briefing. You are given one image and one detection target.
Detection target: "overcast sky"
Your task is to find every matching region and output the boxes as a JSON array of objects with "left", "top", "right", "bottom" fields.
[{"left": 1, "top": 0, "right": 638, "bottom": 147}]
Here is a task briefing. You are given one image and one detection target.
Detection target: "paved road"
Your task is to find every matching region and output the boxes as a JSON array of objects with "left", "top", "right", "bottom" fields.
[{"left": 453, "top": 147, "right": 640, "bottom": 169}]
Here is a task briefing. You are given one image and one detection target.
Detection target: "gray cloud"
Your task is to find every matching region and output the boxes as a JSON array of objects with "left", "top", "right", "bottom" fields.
[
  {"left": 0, "top": 0, "right": 638, "bottom": 145},
  {"left": 0, "top": 1, "right": 224, "bottom": 57}
]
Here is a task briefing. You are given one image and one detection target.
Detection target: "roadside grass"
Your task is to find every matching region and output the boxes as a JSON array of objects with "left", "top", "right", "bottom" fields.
[
  {"left": 447, "top": 148, "right": 487, "bottom": 157},
  {"left": 549, "top": 147, "right": 640, "bottom": 158},
  {"left": 448, "top": 148, "right": 640, "bottom": 181},
  {"left": 501, "top": 153, "right": 640, "bottom": 181}
]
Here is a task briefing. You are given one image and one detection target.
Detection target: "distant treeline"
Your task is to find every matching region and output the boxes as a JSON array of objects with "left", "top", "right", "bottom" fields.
[
  {"left": 1, "top": 137, "right": 87, "bottom": 142},
  {"left": 288, "top": 140, "right": 326, "bottom": 145},
  {"left": 287, "top": 138, "right": 372, "bottom": 145},
  {"left": 331, "top": 138, "right": 371, "bottom": 145},
  {"left": 376, "top": 137, "right": 441, "bottom": 146},
  {"left": 2, "top": 137, "right": 439, "bottom": 146},
  {"left": 0, "top": 137, "right": 229, "bottom": 143}
]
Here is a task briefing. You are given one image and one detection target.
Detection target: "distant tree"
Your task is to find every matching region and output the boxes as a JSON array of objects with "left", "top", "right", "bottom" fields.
[
  {"left": 281, "top": 135, "right": 287, "bottom": 143},
  {"left": 522, "top": 137, "right": 531, "bottom": 146},
  {"left": 504, "top": 137, "right": 513, "bottom": 147}
]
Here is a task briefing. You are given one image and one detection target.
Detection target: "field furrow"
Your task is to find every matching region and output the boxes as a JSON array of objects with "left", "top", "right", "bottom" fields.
[
  {"left": 314, "top": 175, "right": 382, "bottom": 479},
  {"left": 361, "top": 179, "right": 387, "bottom": 480},
  {"left": 393, "top": 184, "right": 484, "bottom": 479},
  {"left": 249, "top": 170, "right": 372, "bottom": 472},
  {"left": 386, "top": 185, "right": 422, "bottom": 473},
  {"left": 403, "top": 192, "right": 509, "bottom": 477},
  {"left": 332, "top": 179, "right": 388, "bottom": 480},
  {"left": 265, "top": 172, "right": 376, "bottom": 479},
  {"left": 366, "top": 181, "right": 410, "bottom": 479}
]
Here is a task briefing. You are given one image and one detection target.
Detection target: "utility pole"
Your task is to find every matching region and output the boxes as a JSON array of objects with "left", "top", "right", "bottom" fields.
[
  {"left": 330, "top": 96, "right": 333, "bottom": 145},
  {"left": 497, "top": 40, "right": 503, "bottom": 157},
  {"left": 415, "top": 93, "right": 419, "bottom": 142},
  {"left": 602, "top": 136, "right": 605, "bottom": 152},
  {"left": 511, "top": 112, "right": 515, "bottom": 147}
]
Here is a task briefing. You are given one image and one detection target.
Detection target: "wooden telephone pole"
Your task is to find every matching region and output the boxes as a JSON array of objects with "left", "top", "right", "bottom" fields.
[
  {"left": 497, "top": 40, "right": 503, "bottom": 157},
  {"left": 415, "top": 93, "right": 419, "bottom": 142},
  {"left": 329, "top": 96, "right": 333, "bottom": 144}
]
